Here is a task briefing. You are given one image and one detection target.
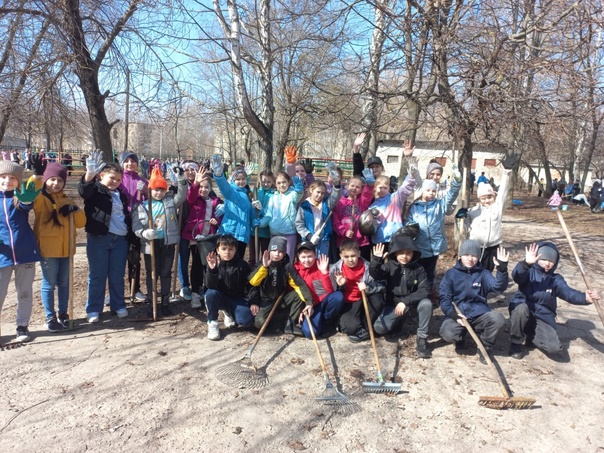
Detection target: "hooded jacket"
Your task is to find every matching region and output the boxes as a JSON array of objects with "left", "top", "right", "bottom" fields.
[
  {"left": 509, "top": 241, "right": 587, "bottom": 328},
  {"left": 333, "top": 183, "right": 374, "bottom": 248},
  {"left": 260, "top": 187, "right": 303, "bottom": 236},
  {"left": 214, "top": 174, "right": 253, "bottom": 244},
  {"left": 368, "top": 176, "right": 415, "bottom": 244},
  {"left": 181, "top": 183, "right": 221, "bottom": 241},
  {"left": 205, "top": 254, "right": 251, "bottom": 299},
  {"left": 119, "top": 170, "right": 148, "bottom": 211},
  {"left": 329, "top": 258, "right": 385, "bottom": 301},
  {"left": 0, "top": 191, "right": 41, "bottom": 268},
  {"left": 439, "top": 259, "right": 508, "bottom": 320},
  {"left": 295, "top": 187, "right": 342, "bottom": 243},
  {"left": 78, "top": 176, "right": 132, "bottom": 238},
  {"left": 294, "top": 260, "right": 335, "bottom": 305},
  {"left": 369, "top": 234, "right": 430, "bottom": 308}
]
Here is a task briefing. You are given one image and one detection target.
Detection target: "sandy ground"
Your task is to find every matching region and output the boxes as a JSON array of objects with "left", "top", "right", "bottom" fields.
[{"left": 1, "top": 203, "right": 603, "bottom": 452}]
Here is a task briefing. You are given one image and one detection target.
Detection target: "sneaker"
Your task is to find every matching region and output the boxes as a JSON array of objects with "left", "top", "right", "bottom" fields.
[
  {"left": 221, "top": 310, "right": 237, "bottom": 328},
  {"left": 45, "top": 316, "right": 63, "bottom": 333},
  {"left": 348, "top": 328, "right": 370, "bottom": 343},
  {"left": 180, "top": 287, "right": 193, "bottom": 301},
  {"left": 191, "top": 292, "right": 202, "bottom": 309},
  {"left": 87, "top": 312, "right": 100, "bottom": 323},
  {"left": 207, "top": 320, "right": 220, "bottom": 341},
  {"left": 454, "top": 340, "right": 466, "bottom": 355},
  {"left": 509, "top": 343, "right": 523, "bottom": 360},
  {"left": 15, "top": 326, "right": 31, "bottom": 343},
  {"left": 416, "top": 337, "right": 432, "bottom": 359},
  {"left": 134, "top": 291, "right": 147, "bottom": 302},
  {"left": 116, "top": 308, "right": 128, "bottom": 318},
  {"left": 58, "top": 313, "right": 69, "bottom": 329}
]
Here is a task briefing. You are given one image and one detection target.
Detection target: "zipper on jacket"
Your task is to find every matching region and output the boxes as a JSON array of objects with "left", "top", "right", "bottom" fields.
[{"left": 3, "top": 198, "right": 17, "bottom": 264}]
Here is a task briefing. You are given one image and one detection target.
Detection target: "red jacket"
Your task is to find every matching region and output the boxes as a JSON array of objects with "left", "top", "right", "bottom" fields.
[{"left": 294, "top": 261, "right": 335, "bottom": 305}]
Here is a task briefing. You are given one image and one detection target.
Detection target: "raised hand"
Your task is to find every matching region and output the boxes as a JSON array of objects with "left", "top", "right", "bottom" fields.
[
  {"left": 173, "top": 166, "right": 185, "bottom": 181},
  {"left": 452, "top": 164, "right": 462, "bottom": 183},
  {"left": 262, "top": 250, "right": 271, "bottom": 268},
  {"left": 402, "top": 140, "right": 415, "bottom": 158},
  {"left": 373, "top": 243, "right": 385, "bottom": 258},
  {"left": 194, "top": 167, "right": 208, "bottom": 184},
  {"left": 493, "top": 246, "right": 509, "bottom": 267},
  {"left": 325, "top": 161, "right": 340, "bottom": 185},
  {"left": 292, "top": 175, "right": 304, "bottom": 193},
  {"left": 136, "top": 180, "right": 146, "bottom": 192},
  {"left": 15, "top": 181, "right": 42, "bottom": 204},
  {"left": 29, "top": 153, "right": 47, "bottom": 176},
  {"left": 317, "top": 254, "right": 330, "bottom": 274},
  {"left": 284, "top": 146, "right": 299, "bottom": 164},
  {"left": 362, "top": 167, "right": 375, "bottom": 184},
  {"left": 244, "top": 162, "right": 256, "bottom": 176},
  {"left": 334, "top": 269, "right": 346, "bottom": 286},
  {"left": 352, "top": 132, "right": 366, "bottom": 153},
  {"left": 211, "top": 155, "right": 223, "bottom": 177},
  {"left": 86, "top": 150, "right": 106, "bottom": 177},
  {"left": 525, "top": 243, "right": 541, "bottom": 265},
  {"left": 207, "top": 251, "right": 218, "bottom": 269}
]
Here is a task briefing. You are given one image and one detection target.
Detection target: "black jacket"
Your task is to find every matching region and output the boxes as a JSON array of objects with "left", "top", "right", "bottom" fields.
[
  {"left": 78, "top": 176, "right": 132, "bottom": 238},
  {"left": 205, "top": 255, "right": 251, "bottom": 299}
]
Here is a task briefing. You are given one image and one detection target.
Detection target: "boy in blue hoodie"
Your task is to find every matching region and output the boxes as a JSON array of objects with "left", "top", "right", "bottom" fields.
[
  {"left": 439, "top": 239, "right": 509, "bottom": 363},
  {"left": 508, "top": 242, "right": 600, "bottom": 360}
]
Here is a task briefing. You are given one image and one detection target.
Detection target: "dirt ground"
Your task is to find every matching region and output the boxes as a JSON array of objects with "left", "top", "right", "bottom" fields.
[{"left": 1, "top": 186, "right": 603, "bottom": 453}]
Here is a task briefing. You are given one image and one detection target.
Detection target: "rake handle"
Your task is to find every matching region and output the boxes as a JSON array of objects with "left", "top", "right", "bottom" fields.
[
  {"left": 68, "top": 213, "right": 75, "bottom": 329},
  {"left": 361, "top": 290, "right": 384, "bottom": 381},
  {"left": 305, "top": 312, "right": 329, "bottom": 375},
  {"left": 245, "top": 291, "right": 286, "bottom": 357},
  {"left": 148, "top": 188, "right": 157, "bottom": 321},
  {"left": 170, "top": 207, "right": 184, "bottom": 298},
  {"left": 452, "top": 302, "right": 510, "bottom": 399}
]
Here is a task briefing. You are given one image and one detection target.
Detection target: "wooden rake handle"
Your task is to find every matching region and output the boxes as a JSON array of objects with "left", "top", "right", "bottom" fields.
[
  {"left": 148, "top": 187, "right": 157, "bottom": 321},
  {"left": 246, "top": 291, "right": 286, "bottom": 356},
  {"left": 304, "top": 312, "right": 329, "bottom": 376},
  {"left": 361, "top": 290, "right": 383, "bottom": 379}
]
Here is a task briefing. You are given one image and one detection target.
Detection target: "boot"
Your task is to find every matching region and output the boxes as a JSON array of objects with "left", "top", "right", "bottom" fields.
[
  {"left": 509, "top": 343, "right": 523, "bottom": 360},
  {"left": 416, "top": 337, "right": 432, "bottom": 359},
  {"left": 160, "top": 296, "right": 172, "bottom": 317}
]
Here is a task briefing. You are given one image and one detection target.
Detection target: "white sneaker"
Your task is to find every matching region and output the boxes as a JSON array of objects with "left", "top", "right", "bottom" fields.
[
  {"left": 221, "top": 310, "right": 236, "bottom": 328},
  {"left": 87, "top": 312, "right": 100, "bottom": 323},
  {"left": 191, "top": 292, "right": 202, "bottom": 309},
  {"left": 207, "top": 320, "right": 220, "bottom": 341},
  {"left": 134, "top": 291, "right": 147, "bottom": 302},
  {"left": 180, "top": 287, "right": 193, "bottom": 301},
  {"left": 16, "top": 326, "right": 31, "bottom": 343},
  {"left": 116, "top": 308, "right": 128, "bottom": 318}
]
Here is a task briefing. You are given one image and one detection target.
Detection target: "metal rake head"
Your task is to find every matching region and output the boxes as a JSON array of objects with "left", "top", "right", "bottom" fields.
[
  {"left": 479, "top": 396, "right": 536, "bottom": 410},
  {"left": 0, "top": 343, "right": 27, "bottom": 352},
  {"left": 215, "top": 358, "right": 269, "bottom": 389},
  {"left": 362, "top": 381, "right": 401, "bottom": 395}
]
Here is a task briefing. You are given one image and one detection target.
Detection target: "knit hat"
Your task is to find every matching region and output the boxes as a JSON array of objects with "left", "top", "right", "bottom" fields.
[
  {"left": 459, "top": 239, "right": 481, "bottom": 258},
  {"left": 119, "top": 151, "right": 138, "bottom": 166},
  {"left": 426, "top": 161, "right": 443, "bottom": 177},
  {"left": 297, "top": 241, "right": 316, "bottom": 254},
  {"left": 269, "top": 236, "right": 287, "bottom": 253},
  {"left": 181, "top": 160, "right": 199, "bottom": 171},
  {"left": 538, "top": 245, "right": 558, "bottom": 263},
  {"left": 367, "top": 156, "right": 383, "bottom": 168},
  {"left": 477, "top": 182, "right": 495, "bottom": 198},
  {"left": 43, "top": 163, "right": 68, "bottom": 184},
  {"left": 0, "top": 161, "right": 24, "bottom": 186},
  {"left": 148, "top": 167, "right": 168, "bottom": 190},
  {"left": 421, "top": 179, "right": 437, "bottom": 192}
]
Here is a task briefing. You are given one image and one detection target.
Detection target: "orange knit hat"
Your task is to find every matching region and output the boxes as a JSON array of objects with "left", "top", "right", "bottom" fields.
[{"left": 148, "top": 166, "right": 167, "bottom": 190}]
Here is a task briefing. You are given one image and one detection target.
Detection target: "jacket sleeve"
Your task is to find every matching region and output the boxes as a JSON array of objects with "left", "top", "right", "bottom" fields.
[
  {"left": 332, "top": 201, "right": 349, "bottom": 238},
  {"left": 393, "top": 176, "right": 415, "bottom": 209},
  {"left": 359, "top": 183, "right": 374, "bottom": 211},
  {"left": 286, "top": 162, "right": 296, "bottom": 179},
  {"left": 187, "top": 182, "right": 200, "bottom": 206},
  {"left": 495, "top": 169, "right": 511, "bottom": 216},
  {"left": 369, "top": 255, "right": 387, "bottom": 281},
  {"left": 173, "top": 179, "right": 187, "bottom": 208},
  {"left": 512, "top": 261, "right": 531, "bottom": 285},
  {"left": 363, "top": 262, "right": 385, "bottom": 295},
  {"left": 320, "top": 271, "right": 335, "bottom": 294},
  {"left": 402, "top": 266, "right": 431, "bottom": 308},
  {"left": 553, "top": 274, "right": 588, "bottom": 305},
  {"left": 327, "top": 185, "right": 342, "bottom": 210},
  {"left": 287, "top": 264, "right": 314, "bottom": 306},
  {"left": 78, "top": 175, "right": 97, "bottom": 200},
  {"left": 353, "top": 152, "right": 364, "bottom": 177},
  {"left": 439, "top": 271, "right": 455, "bottom": 318},
  {"left": 444, "top": 178, "right": 462, "bottom": 213},
  {"left": 214, "top": 174, "right": 234, "bottom": 200},
  {"left": 295, "top": 206, "right": 311, "bottom": 239},
  {"left": 249, "top": 263, "right": 268, "bottom": 287},
  {"left": 482, "top": 266, "right": 509, "bottom": 295},
  {"left": 132, "top": 204, "right": 148, "bottom": 238},
  {"left": 205, "top": 264, "right": 221, "bottom": 290}
]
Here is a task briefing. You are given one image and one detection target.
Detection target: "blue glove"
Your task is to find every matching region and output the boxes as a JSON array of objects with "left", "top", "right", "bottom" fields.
[
  {"left": 211, "top": 155, "right": 223, "bottom": 177},
  {"left": 362, "top": 167, "right": 375, "bottom": 184},
  {"left": 292, "top": 175, "right": 304, "bottom": 193},
  {"left": 252, "top": 218, "right": 261, "bottom": 228}
]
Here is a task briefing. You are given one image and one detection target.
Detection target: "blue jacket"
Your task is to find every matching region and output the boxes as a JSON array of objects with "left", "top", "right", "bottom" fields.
[
  {"left": 0, "top": 191, "right": 41, "bottom": 268},
  {"left": 508, "top": 241, "right": 587, "bottom": 329},
  {"left": 439, "top": 260, "right": 508, "bottom": 320},
  {"left": 214, "top": 174, "right": 252, "bottom": 243},
  {"left": 406, "top": 178, "right": 461, "bottom": 258}
]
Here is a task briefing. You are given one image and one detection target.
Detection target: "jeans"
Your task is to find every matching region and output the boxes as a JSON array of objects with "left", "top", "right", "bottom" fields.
[
  {"left": 177, "top": 238, "right": 191, "bottom": 288},
  {"left": 86, "top": 233, "right": 128, "bottom": 315},
  {"left": 143, "top": 242, "right": 175, "bottom": 297},
  {"left": 40, "top": 257, "right": 70, "bottom": 318},
  {"left": 301, "top": 291, "right": 345, "bottom": 338},
  {"left": 204, "top": 289, "right": 253, "bottom": 327}
]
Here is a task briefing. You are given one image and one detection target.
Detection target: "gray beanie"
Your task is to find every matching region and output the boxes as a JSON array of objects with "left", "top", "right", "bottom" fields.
[
  {"left": 269, "top": 236, "right": 287, "bottom": 254},
  {"left": 426, "top": 161, "right": 443, "bottom": 177},
  {"left": 421, "top": 179, "right": 437, "bottom": 192},
  {"left": 119, "top": 151, "right": 139, "bottom": 166},
  {"left": 538, "top": 245, "right": 558, "bottom": 263},
  {"left": 0, "top": 161, "right": 24, "bottom": 186},
  {"left": 459, "top": 239, "right": 481, "bottom": 258}
]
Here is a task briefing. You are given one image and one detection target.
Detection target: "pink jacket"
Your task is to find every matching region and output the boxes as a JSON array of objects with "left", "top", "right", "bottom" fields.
[
  {"left": 332, "top": 183, "right": 373, "bottom": 247},
  {"left": 182, "top": 183, "right": 221, "bottom": 241}
]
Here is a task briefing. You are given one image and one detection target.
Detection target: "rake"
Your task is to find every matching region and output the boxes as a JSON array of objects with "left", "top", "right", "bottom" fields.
[
  {"left": 215, "top": 292, "right": 285, "bottom": 389},
  {"left": 452, "top": 302, "right": 536, "bottom": 409},
  {"left": 304, "top": 313, "right": 357, "bottom": 412},
  {"left": 360, "top": 290, "right": 401, "bottom": 395}
]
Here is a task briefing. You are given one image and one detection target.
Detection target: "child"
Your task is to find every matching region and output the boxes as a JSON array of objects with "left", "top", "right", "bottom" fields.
[
  {"left": 248, "top": 169, "right": 275, "bottom": 264},
  {"left": 332, "top": 174, "right": 374, "bottom": 260},
  {"left": 439, "top": 239, "right": 509, "bottom": 363},
  {"left": 181, "top": 167, "right": 222, "bottom": 308},
  {"left": 258, "top": 172, "right": 304, "bottom": 259},
  {"left": 406, "top": 170, "right": 462, "bottom": 289},
  {"left": 0, "top": 160, "right": 41, "bottom": 342},
  {"left": 118, "top": 151, "right": 148, "bottom": 302},
  {"left": 204, "top": 234, "right": 254, "bottom": 340},
  {"left": 295, "top": 175, "right": 342, "bottom": 257},
  {"left": 78, "top": 151, "right": 131, "bottom": 323},
  {"left": 294, "top": 241, "right": 344, "bottom": 338},
  {"left": 330, "top": 239, "right": 384, "bottom": 343},
  {"left": 284, "top": 146, "right": 315, "bottom": 195},
  {"left": 132, "top": 166, "right": 186, "bottom": 316},
  {"left": 248, "top": 236, "right": 314, "bottom": 334},
  {"left": 32, "top": 162, "right": 86, "bottom": 331},
  {"left": 369, "top": 237, "right": 432, "bottom": 358},
  {"left": 508, "top": 242, "right": 600, "bottom": 360}
]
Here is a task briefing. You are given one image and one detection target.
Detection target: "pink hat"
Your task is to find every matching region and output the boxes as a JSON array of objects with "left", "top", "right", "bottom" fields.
[{"left": 477, "top": 182, "right": 494, "bottom": 198}]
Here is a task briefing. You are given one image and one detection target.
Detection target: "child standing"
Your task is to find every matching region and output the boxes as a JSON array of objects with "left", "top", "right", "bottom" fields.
[
  {"left": 508, "top": 242, "right": 600, "bottom": 360},
  {"left": 439, "top": 239, "right": 509, "bottom": 363},
  {"left": 132, "top": 166, "right": 187, "bottom": 316},
  {"left": 0, "top": 160, "right": 42, "bottom": 342},
  {"left": 32, "top": 162, "right": 86, "bottom": 331},
  {"left": 369, "top": 237, "right": 432, "bottom": 358},
  {"left": 330, "top": 239, "right": 384, "bottom": 343},
  {"left": 78, "top": 151, "right": 131, "bottom": 323},
  {"left": 248, "top": 169, "right": 275, "bottom": 264}
]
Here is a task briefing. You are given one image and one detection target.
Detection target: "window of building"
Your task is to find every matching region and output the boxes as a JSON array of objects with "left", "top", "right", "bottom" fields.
[
  {"left": 387, "top": 155, "right": 399, "bottom": 164},
  {"left": 471, "top": 158, "right": 477, "bottom": 169},
  {"left": 484, "top": 159, "right": 497, "bottom": 167},
  {"left": 434, "top": 157, "right": 447, "bottom": 166}
]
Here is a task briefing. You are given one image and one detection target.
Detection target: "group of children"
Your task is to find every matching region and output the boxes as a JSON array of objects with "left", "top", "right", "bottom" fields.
[{"left": 0, "top": 140, "right": 599, "bottom": 365}]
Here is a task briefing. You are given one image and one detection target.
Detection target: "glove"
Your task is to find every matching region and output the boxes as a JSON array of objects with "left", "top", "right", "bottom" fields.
[
  {"left": 194, "top": 234, "right": 206, "bottom": 241},
  {"left": 173, "top": 166, "right": 185, "bottom": 181},
  {"left": 86, "top": 150, "right": 106, "bottom": 177},
  {"left": 303, "top": 159, "right": 314, "bottom": 174},
  {"left": 244, "top": 162, "right": 256, "bottom": 176},
  {"left": 310, "top": 234, "right": 320, "bottom": 245},
  {"left": 30, "top": 153, "right": 47, "bottom": 176},
  {"left": 215, "top": 204, "right": 224, "bottom": 218},
  {"left": 449, "top": 311, "right": 460, "bottom": 321},
  {"left": 58, "top": 204, "right": 80, "bottom": 217},
  {"left": 496, "top": 261, "right": 508, "bottom": 273},
  {"left": 362, "top": 167, "right": 375, "bottom": 184},
  {"left": 15, "top": 181, "right": 42, "bottom": 204},
  {"left": 284, "top": 146, "right": 299, "bottom": 164},
  {"left": 455, "top": 207, "right": 468, "bottom": 219},
  {"left": 501, "top": 153, "right": 520, "bottom": 170},
  {"left": 325, "top": 162, "right": 340, "bottom": 185},
  {"left": 142, "top": 229, "right": 158, "bottom": 240},
  {"left": 211, "top": 155, "right": 223, "bottom": 177},
  {"left": 407, "top": 156, "right": 419, "bottom": 174},
  {"left": 136, "top": 180, "right": 146, "bottom": 192},
  {"left": 166, "top": 165, "right": 178, "bottom": 185},
  {"left": 452, "top": 165, "right": 462, "bottom": 183},
  {"left": 252, "top": 218, "right": 261, "bottom": 228},
  {"left": 292, "top": 175, "right": 304, "bottom": 193},
  {"left": 252, "top": 200, "right": 262, "bottom": 210}
]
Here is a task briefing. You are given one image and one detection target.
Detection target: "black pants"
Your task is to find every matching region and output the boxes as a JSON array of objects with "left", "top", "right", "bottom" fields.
[
  {"left": 479, "top": 244, "right": 499, "bottom": 273},
  {"left": 144, "top": 242, "right": 175, "bottom": 297},
  {"left": 188, "top": 244, "right": 204, "bottom": 294},
  {"left": 237, "top": 241, "right": 248, "bottom": 261},
  {"left": 127, "top": 243, "right": 142, "bottom": 296},
  {"left": 254, "top": 291, "right": 304, "bottom": 331},
  {"left": 418, "top": 256, "right": 439, "bottom": 288},
  {"left": 338, "top": 292, "right": 384, "bottom": 335}
]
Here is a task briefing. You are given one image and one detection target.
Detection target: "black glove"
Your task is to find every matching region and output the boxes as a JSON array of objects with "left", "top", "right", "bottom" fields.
[
  {"left": 58, "top": 204, "right": 79, "bottom": 217},
  {"left": 501, "top": 153, "right": 520, "bottom": 170},
  {"left": 302, "top": 159, "right": 314, "bottom": 174},
  {"left": 449, "top": 310, "right": 460, "bottom": 321},
  {"left": 173, "top": 166, "right": 184, "bottom": 176},
  {"left": 455, "top": 208, "right": 468, "bottom": 219},
  {"left": 496, "top": 261, "right": 508, "bottom": 273},
  {"left": 30, "top": 153, "right": 47, "bottom": 176},
  {"left": 306, "top": 233, "right": 313, "bottom": 241}
]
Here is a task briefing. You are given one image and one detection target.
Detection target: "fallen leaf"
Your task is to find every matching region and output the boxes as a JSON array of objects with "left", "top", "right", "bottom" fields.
[
  {"left": 233, "top": 426, "right": 242, "bottom": 434},
  {"left": 289, "top": 440, "right": 306, "bottom": 450}
]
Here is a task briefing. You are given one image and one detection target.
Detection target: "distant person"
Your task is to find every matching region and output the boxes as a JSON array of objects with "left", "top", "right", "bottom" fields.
[
  {"left": 537, "top": 178, "right": 545, "bottom": 197},
  {"left": 477, "top": 172, "right": 489, "bottom": 186}
]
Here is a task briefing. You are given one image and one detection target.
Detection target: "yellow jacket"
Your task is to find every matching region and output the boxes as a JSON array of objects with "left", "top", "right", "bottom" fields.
[{"left": 31, "top": 177, "right": 86, "bottom": 258}]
